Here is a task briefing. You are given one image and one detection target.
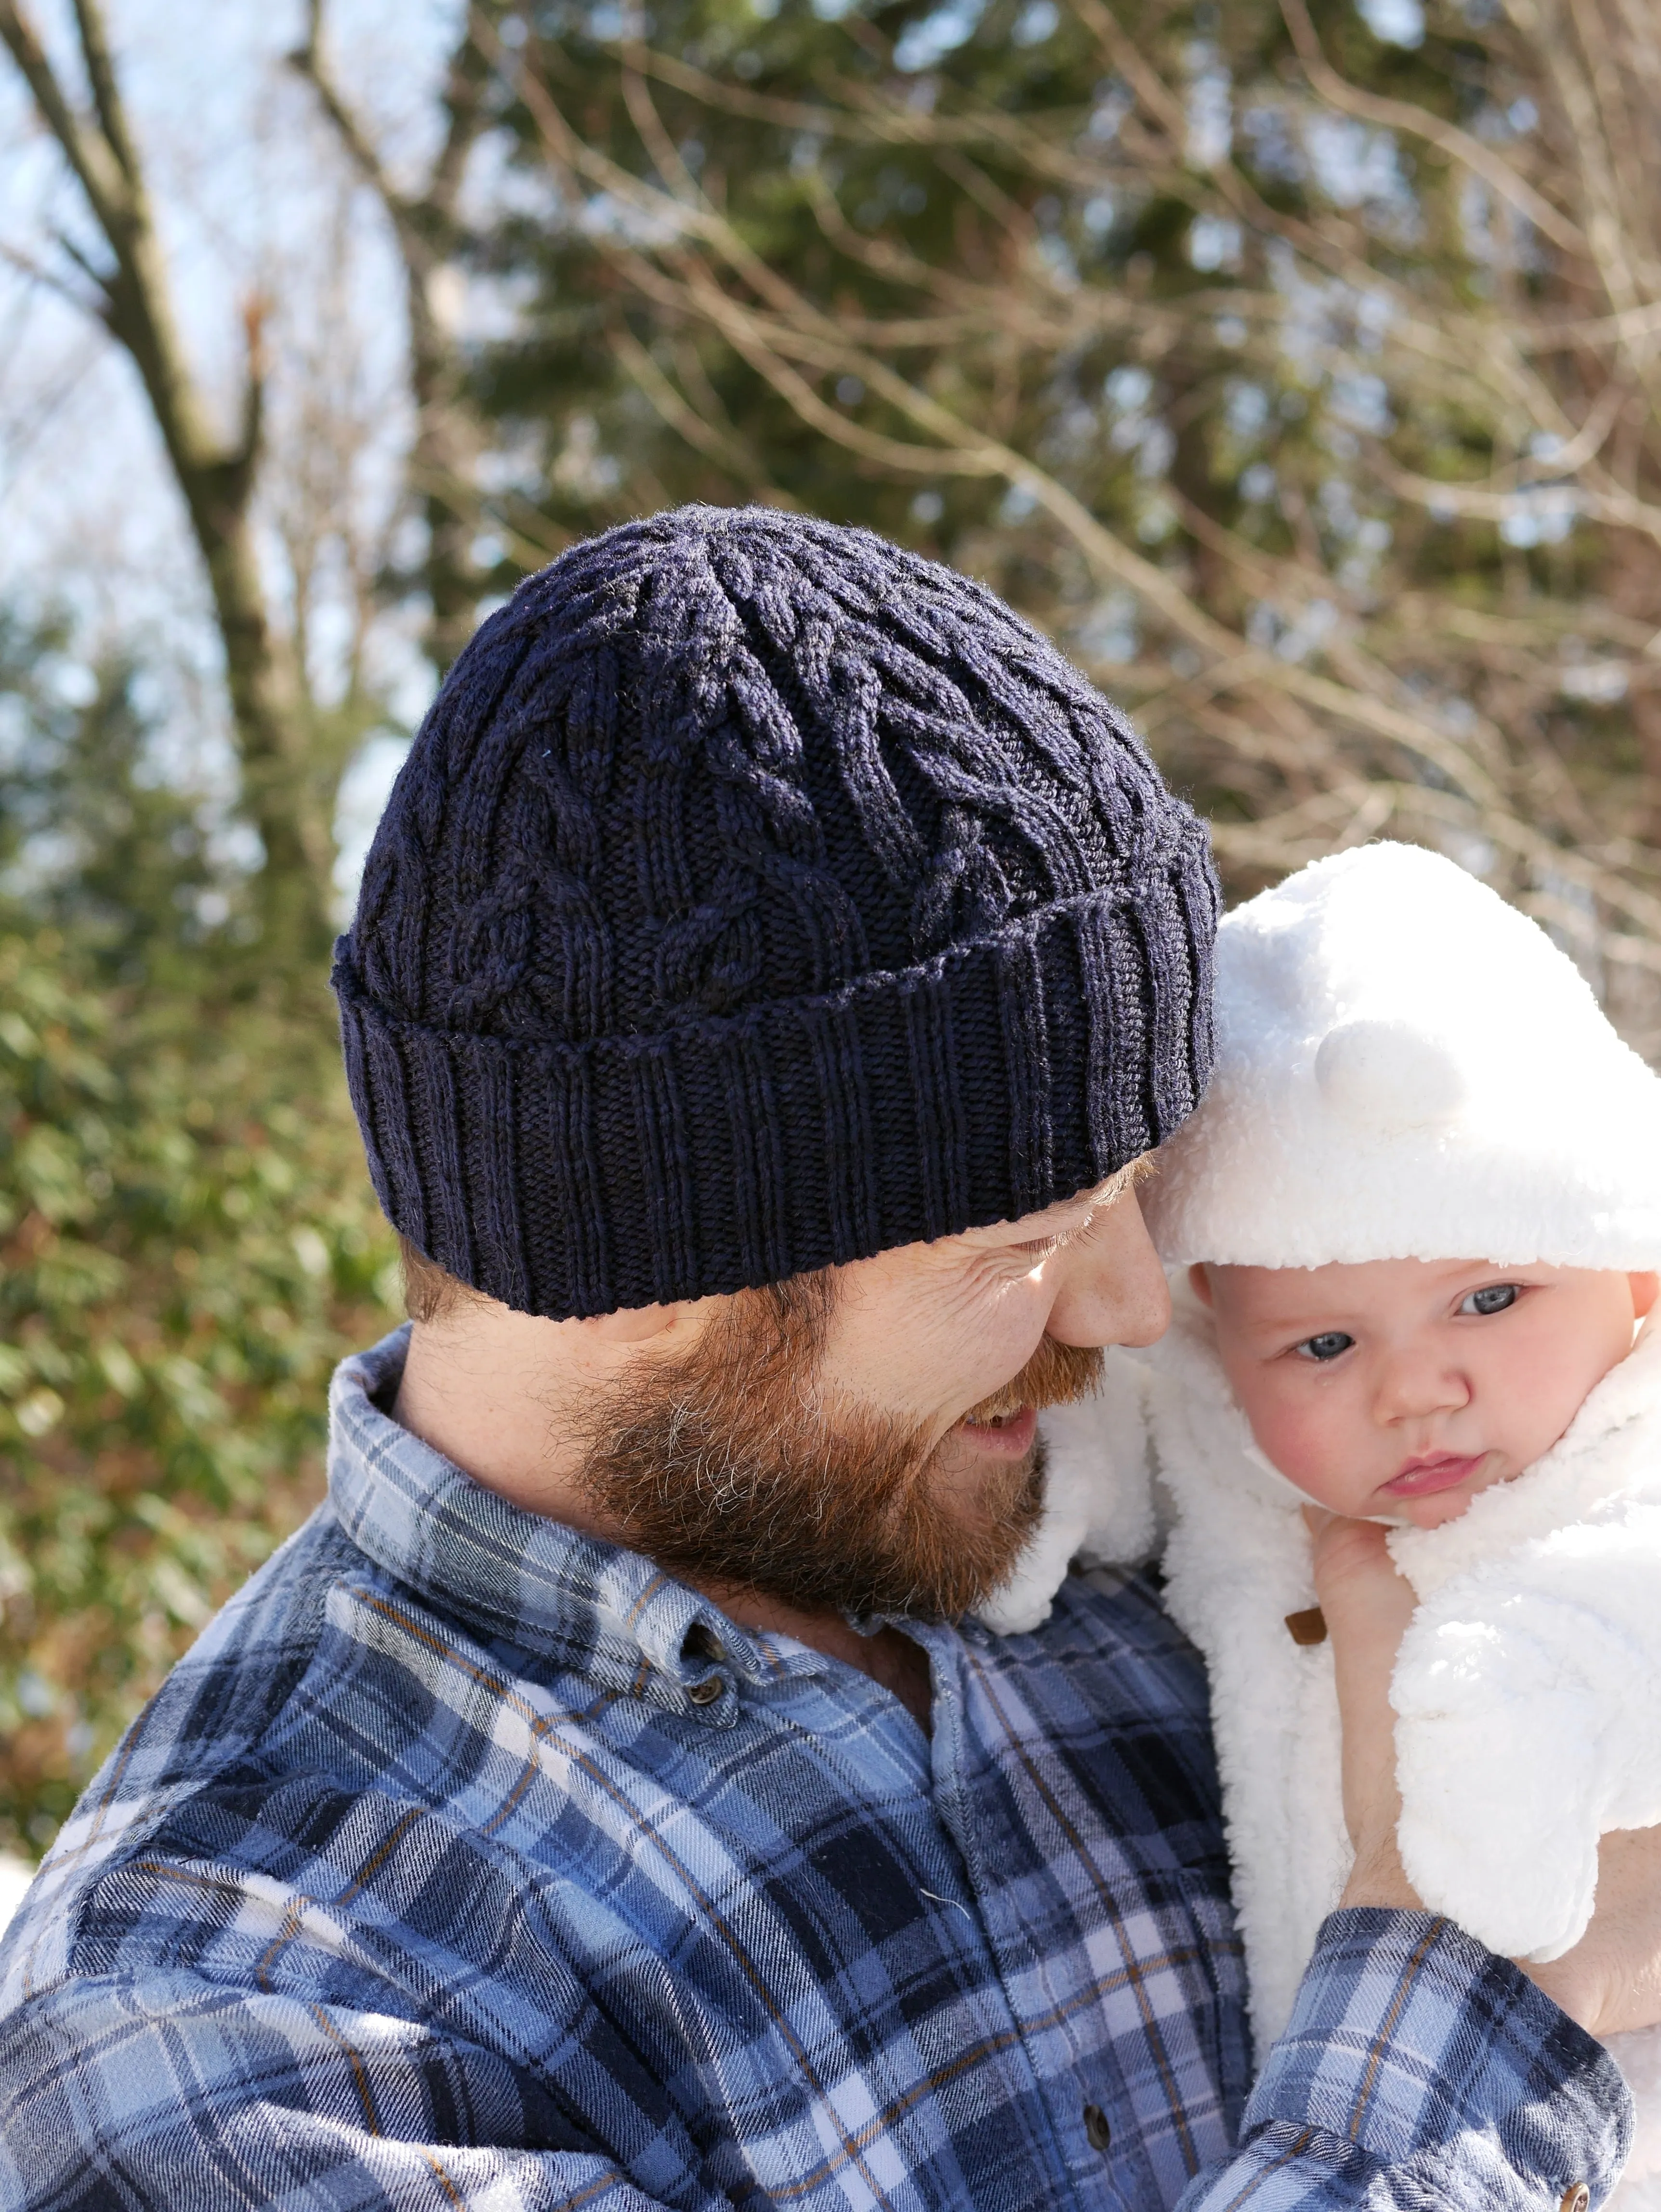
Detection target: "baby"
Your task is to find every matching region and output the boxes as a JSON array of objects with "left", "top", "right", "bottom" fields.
[{"left": 986, "top": 841, "right": 1661, "bottom": 2203}]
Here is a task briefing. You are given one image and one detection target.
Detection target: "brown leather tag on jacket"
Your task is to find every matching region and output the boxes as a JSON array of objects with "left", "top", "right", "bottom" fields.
[{"left": 1285, "top": 1606, "right": 1328, "bottom": 1646}]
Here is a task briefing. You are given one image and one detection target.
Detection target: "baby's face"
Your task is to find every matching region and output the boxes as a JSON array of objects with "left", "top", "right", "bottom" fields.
[{"left": 1198, "top": 1257, "right": 1659, "bottom": 1528}]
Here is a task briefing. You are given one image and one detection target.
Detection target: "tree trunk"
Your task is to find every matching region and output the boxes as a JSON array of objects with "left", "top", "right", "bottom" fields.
[{"left": 0, "top": 0, "right": 337, "bottom": 973}]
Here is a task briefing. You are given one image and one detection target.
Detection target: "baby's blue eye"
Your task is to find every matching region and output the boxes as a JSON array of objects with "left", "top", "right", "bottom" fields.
[
  {"left": 1295, "top": 1331, "right": 1354, "bottom": 1363},
  {"left": 1461, "top": 1283, "right": 1519, "bottom": 1317}
]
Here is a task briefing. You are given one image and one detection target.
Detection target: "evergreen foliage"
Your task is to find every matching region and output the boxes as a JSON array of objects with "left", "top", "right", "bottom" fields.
[{"left": 0, "top": 620, "right": 395, "bottom": 1852}]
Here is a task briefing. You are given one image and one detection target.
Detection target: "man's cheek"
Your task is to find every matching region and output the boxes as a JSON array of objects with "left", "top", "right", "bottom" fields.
[
  {"left": 933, "top": 1310, "right": 1044, "bottom": 1405},
  {"left": 836, "top": 1288, "right": 996, "bottom": 1398}
]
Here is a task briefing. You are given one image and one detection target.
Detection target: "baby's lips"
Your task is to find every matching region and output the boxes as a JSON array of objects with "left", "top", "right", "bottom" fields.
[{"left": 1382, "top": 1453, "right": 1486, "bottom": 1498}]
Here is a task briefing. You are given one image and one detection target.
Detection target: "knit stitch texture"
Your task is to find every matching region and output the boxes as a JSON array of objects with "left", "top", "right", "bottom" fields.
[{"left": 334, "top": 505, "right": 1217, "bottom": 1317}]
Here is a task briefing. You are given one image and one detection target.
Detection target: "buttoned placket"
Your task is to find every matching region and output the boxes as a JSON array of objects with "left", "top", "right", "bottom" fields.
[
  {"left": 639, "top": 1596, "right": 1141, "bottom": 2210},
  {"left": 920, "top": 1619, "right": 1140, "bottom": 2211}
]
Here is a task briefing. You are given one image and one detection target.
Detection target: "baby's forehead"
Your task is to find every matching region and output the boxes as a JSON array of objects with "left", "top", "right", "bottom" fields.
[{"left": 1205, "top": 1255, "right": 1518, "bottom": 1325}]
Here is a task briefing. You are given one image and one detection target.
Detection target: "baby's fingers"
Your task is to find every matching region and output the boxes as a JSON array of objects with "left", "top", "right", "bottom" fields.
[
  {"left": 1305, "top": 1508, "right": 1418, "bottom": 1886},
  {"left": 1308, "top": 1510, "right": 1413, "bottom": 1682},
  {"left": 1307, "top": 1507, "right": 1398, "bottom": 1599}
]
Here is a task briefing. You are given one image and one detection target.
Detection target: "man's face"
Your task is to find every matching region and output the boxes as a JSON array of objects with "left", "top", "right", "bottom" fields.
[{"left": 574, "top": 1173, "right": 1171, "bottom": 1620}]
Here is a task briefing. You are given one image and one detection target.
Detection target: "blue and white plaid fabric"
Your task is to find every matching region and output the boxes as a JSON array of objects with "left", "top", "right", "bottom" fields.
[{"left": 0, "top": 1328, "right": 1631, "bottom": 2209}]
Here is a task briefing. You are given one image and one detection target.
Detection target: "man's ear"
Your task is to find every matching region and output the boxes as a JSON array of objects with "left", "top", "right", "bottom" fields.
[
  {"left": 1187, "top": 1262, "right": 1214, "bottom": 1308},
  {"left": 1630, "top": 1271, "right": 1660, "bottom": 1321}
]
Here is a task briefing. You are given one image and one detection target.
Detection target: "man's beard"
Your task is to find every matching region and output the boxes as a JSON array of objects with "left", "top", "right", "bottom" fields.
[{"left": 570, "top": 1277, "right": 1104, "bottom": 1621}]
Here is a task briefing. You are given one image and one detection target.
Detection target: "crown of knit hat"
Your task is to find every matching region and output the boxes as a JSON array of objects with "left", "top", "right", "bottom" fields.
[
  {"left": 334, "top": 505, "right": 1218, "bottom": 1318},
  {"left": 1143, "top": 841, "right": 1661, "bottom": 1272}
]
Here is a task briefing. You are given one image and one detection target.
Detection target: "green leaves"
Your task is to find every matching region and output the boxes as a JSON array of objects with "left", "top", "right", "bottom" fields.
[{"left": 0, "top": 930, "right": 397, "bottom": 1853}]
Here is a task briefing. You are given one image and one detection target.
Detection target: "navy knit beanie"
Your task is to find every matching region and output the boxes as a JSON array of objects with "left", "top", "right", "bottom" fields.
[{"left": 334, "top": 506, "right": 1217, "bottom": 1318}]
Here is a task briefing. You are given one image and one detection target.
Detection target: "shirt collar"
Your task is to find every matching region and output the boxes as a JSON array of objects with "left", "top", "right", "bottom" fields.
[{"left": 326, "top": 1326, "right": 824, "bottom": 1714}]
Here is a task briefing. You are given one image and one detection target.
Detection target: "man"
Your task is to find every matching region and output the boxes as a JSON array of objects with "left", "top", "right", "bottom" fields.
[{"left": 0, "top": 507, "right": 1645, "bottom": 2208}]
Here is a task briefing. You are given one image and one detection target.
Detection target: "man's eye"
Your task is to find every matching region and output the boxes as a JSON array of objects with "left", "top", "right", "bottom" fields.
[
  {"left": 1461, "top": 1283, "right": 1520, "bottom": 1317},
  {"left": 1294, "top": 1331, "right": 1354, "bottom": 1363}
]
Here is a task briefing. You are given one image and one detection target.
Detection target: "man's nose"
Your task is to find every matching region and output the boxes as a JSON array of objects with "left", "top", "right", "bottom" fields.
[
  {"left": 1045, "top": 1188, "right": 1171, "bottom": 1349},
  {"left": 1374, "top": 1345, "right": 1470, "bottom": 1424}
]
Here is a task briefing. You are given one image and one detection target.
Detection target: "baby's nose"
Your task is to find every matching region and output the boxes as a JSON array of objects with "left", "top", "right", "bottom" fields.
[{"left": 1376, "top": 1351, "right": 1470, "bottom": 1422}]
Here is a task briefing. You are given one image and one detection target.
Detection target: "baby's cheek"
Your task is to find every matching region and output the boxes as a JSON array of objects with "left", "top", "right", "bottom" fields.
[
  {"left": 1242, "top": 1385, "right": 1367, "bottom": 1510},
  {"left": 1265, "top": 1439, "right": 1358, "bottom": 1511},
  {"left": 1479, "top": 1301, "right": 1628, "bottom": 1471}
]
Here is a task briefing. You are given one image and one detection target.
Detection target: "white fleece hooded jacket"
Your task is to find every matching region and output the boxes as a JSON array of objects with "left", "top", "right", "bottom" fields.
[
  {"left": 1141, "top": 1276, "right": 1661, "bottom": 2200},
  {"left": 983, "top": 842, "right": 1661, "bottom": 2204}
]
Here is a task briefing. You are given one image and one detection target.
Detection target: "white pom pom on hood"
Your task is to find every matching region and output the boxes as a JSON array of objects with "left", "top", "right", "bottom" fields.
[{"left": 1142, "top": 841, "right": 1661, "bottom": 1274}]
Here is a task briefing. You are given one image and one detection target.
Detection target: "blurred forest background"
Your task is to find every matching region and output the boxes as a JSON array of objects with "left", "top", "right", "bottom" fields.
[{"left": 0, "top": 0, "right": 1657, "bottom": 1853}]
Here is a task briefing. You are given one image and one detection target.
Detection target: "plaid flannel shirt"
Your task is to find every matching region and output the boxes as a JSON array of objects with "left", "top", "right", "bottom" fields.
[{"left": 0, "top": 1327, "right": 1631, "bottom": 2210}]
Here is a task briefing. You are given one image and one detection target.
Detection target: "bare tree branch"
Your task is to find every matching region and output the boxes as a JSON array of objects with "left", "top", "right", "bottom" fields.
[
  {"left": 292, "top": 0, "right": 512, "bottom": 668},
  {"left": 0, "top": 0, "right": 336, "bottom": 965},
  {"left": 475, "top": 0, "right": 1661, "bottom": 1039},
  {"left": 1278, "top": 0, "right": 1587, "bottom": 255}
]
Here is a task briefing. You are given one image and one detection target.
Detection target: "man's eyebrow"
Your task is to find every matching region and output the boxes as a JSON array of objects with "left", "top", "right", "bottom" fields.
[
  {"left": 970, "top": 1154, "right": 1159, "bottom": 1244},
  {"left": 1025, "top": 1154, "right": 1158, "bottom": 1235},
  {"left": 1061, "top": 1153, "right": 1155, "bottom": 1221},
  {"left": 1101, "top": 1152, "right": 1158, "bottom": 1202}
]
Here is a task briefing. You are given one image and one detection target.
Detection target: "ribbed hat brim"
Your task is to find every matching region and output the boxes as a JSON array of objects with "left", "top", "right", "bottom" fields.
[{"left": 337, "top": 856, "right": 1214, "bottom": 1317}]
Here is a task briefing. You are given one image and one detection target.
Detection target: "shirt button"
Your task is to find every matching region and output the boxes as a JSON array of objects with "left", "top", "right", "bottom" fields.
[
  {"left": 687, "top": 1676, "right": 725, "bottom": 1706},
  {"left": 1560, "top": 2188, "right": 1590, "bottom": 2212},
  {"left": 1082, "top": 2103, "right": 1112, "bottom": 2153}
]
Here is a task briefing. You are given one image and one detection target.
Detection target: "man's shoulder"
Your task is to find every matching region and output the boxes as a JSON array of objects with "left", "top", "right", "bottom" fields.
[{"left": 0, "top": 1507, "right": 365, "bottom": 2008}]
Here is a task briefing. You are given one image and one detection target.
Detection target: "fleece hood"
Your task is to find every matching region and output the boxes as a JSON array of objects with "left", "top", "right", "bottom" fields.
[{"left": 1142, "top": 842, "right": 1661, "bottom": 1273}]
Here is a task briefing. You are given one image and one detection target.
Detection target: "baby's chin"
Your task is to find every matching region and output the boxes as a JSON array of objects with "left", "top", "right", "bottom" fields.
[
  {"left": 1388, "top": 1487, "right": 1485, "bottom": 1530},
  {"left": 1326, "top": 1497, "right": 1457, "bottom": 1530}
]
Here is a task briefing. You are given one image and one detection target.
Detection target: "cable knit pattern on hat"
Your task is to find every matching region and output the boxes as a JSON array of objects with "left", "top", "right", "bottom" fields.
[{"left": 334, "top": 505, "right": 1217, "bottom": 1316}]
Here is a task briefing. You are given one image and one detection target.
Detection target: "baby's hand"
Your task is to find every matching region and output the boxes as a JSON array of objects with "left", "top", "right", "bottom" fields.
[
  {"left": 1305, "top": 1508, "right": 1421, "bottom": 1911},
  {"left": 1311, "top": 1508, "right": 1661, "bottom": 2034}
]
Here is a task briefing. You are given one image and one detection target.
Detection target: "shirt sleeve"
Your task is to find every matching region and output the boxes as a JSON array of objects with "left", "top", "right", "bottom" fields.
[
  {"left": 1176, "top": 1908, "right": 1634, "bottom": 2211},
  {"left": 0, "top": 1973, "right": 725, "bottom": 2212}
]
